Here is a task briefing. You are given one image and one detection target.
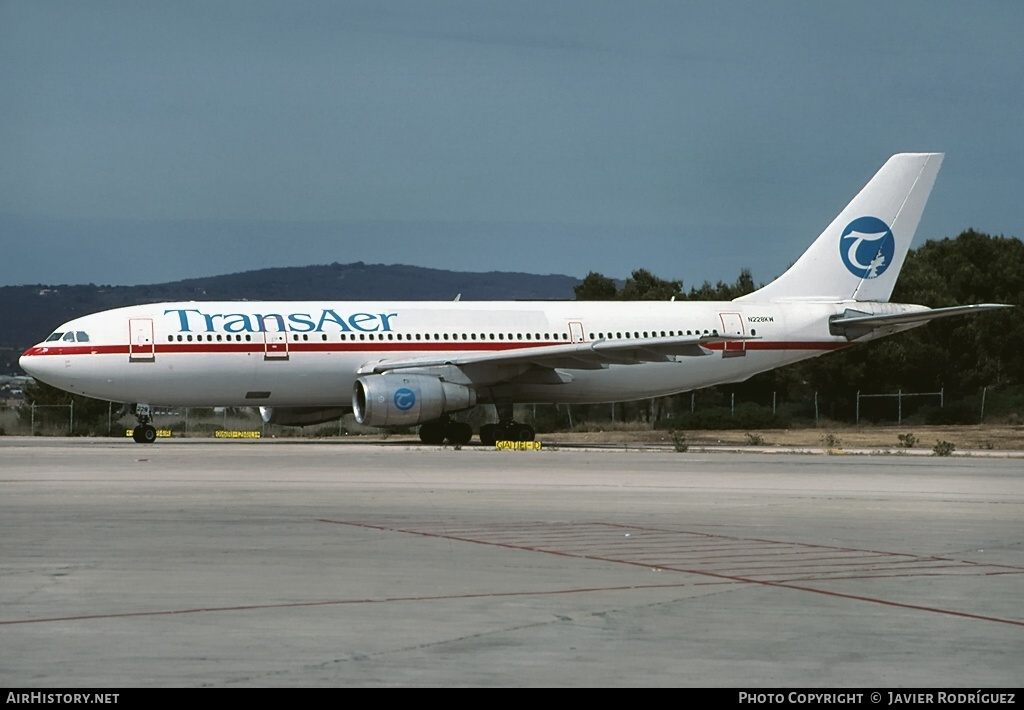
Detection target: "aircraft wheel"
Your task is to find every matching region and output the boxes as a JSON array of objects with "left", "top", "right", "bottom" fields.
[
  {"left": 418, "top": 420, "right": 446, "bottom": 445},
  {"left": 134, "top": 425, "right": 157, "bottom": 444},
  {"left": 479, "top": 423, "right": 497, "bottom": 446},
  {"left": 512, "top": 424, "right": 535, "bottom": 442},
  {"left": 445, "top": 421, "right": 473, "bottom": 446}
]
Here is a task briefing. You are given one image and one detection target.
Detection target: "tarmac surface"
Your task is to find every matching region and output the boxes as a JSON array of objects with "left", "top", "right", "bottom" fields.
[{"left": 1, "top": 437, "right": 1022, "bottom": 687}]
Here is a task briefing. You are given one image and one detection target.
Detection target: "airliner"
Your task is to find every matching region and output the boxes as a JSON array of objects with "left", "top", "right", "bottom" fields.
[{"left": 19, "top": 153, "right": 1008, "bottom": 444}]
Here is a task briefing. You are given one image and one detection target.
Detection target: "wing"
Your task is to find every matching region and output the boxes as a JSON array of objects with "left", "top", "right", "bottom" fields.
[{"left": 357, "top": 333, "right": 756, "bottom": 376}]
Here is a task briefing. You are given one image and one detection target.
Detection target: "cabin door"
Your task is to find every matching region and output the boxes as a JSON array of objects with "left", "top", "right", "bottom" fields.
[
  {"left": 263, "top": 318, "right": 290, "bottom": 360},
  {"left": 128, "top": 318, "right": 155, "bottom": 361},
  {"left": 718, "top": 312, "right": 746, "bottom": 358},
  {"left": 568, "top": 321, "right": 585, "bottom": 343}
]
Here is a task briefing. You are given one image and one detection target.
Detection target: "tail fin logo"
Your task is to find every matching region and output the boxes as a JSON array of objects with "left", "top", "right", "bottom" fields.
[{"left": 840, "top": 216, "right": 895, "bottom": 279}]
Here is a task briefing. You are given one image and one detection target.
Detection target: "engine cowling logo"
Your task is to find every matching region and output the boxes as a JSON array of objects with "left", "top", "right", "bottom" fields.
[{"left": 393, "top": 387, "right": 416, "bottom": 411}]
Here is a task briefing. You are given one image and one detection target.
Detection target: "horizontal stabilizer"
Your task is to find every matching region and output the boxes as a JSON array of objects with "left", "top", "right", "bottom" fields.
[{"left": 829, "top": 303, "right": 1012, "bottom": 339}]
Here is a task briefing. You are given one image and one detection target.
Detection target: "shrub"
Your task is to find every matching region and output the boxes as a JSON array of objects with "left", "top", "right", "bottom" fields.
[
  {"left": 670, "top": 430, "right": 688, "bottom": 453},
  {"left": 933, "top": 440, "right": 956, "bottom": 457},
  {"left": 821, "top": 433, "right": 842, "bottom": 454},
  {"left": 897, "top": 433, "right": 918, "bottom": 448}
]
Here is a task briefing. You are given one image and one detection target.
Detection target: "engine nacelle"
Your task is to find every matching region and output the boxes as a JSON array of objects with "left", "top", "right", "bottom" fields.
[
  {"left": 353, "top": 374, "right": 476, "bottom": 427},
  {"left": 259, "top": 406, "right": 351, "bottom": 427}
]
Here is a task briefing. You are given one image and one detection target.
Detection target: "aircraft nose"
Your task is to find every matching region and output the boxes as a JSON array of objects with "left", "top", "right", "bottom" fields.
[
  {"left": 19, "top": 348, "right": 41, "bottom": 376},
  {"left": 19, "top": 347, "right": 65, "bottom": 386}
]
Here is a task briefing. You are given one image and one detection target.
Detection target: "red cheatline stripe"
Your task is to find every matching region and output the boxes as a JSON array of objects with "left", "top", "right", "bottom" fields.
[{"left": 22, "top": 341, "right": 847, "bottom": 357}]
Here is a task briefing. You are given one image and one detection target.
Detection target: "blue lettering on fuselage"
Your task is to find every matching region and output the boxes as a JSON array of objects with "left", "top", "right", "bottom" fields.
[{"left": 164, "top": 308, "right": 398, "bottom": 333}]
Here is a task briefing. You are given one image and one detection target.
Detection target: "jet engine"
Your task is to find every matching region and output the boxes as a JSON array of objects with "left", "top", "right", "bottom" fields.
[
  {"left": 353, "top": 374, "right": 476, "bottom": 427},
  {"left": 259, "top": 406, "right": 351, "bottom": 427}
]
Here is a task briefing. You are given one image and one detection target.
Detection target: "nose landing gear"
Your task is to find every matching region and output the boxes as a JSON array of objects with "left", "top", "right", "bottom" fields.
[{"left": 130, "top": 404, "right": 157, "bottom": 444}]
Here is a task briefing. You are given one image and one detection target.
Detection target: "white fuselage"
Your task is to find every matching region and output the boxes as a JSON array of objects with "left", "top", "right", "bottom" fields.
[{"left": 19, "top": 298, "right": 919, "bottom": 408}]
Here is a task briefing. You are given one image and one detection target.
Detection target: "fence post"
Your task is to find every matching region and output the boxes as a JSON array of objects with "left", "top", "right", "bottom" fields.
[
  {"left": 898, "top": 389, "right": 902, "bottom": 425},
  {"left": 31, "top": 403, "right": 35, "bottom": 436},
  {"left": 730, "top": 392, "right": 735, "bottom": 418},
  {"left": 814, "top": 391, "right": 819, "bottom": 427},
  {"left": 69, "top": 400, "right": 74, "bottom": 435},
  {"left": 980, "top": 386, "right": 987, "bottom": 423},
  {"left": 856, "top": 390, "right": 860, "bottom": 425}
]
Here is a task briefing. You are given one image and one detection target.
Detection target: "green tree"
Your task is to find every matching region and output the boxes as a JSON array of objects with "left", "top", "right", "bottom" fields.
[
  {"left": 685, "top": 268, "right": 757, "bottom": 301},
  {"left": 573, "top": 272, "right": 618, "bottom": 301},
  {"left": 619, "top": 269, "right": 683, "bottom": 301}
]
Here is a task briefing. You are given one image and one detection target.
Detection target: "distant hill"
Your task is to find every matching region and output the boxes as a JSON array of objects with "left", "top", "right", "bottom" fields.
[{"left": 0, "top": 262, "right": 580, "bottom": 373}]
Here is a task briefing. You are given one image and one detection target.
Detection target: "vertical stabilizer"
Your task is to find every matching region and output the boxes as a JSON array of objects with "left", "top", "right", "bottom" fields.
[{"left": 738, "top": 153, "right": 943, "bottom": 303}]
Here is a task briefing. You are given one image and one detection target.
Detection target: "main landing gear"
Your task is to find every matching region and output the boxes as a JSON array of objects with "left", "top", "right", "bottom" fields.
[
  {"left": 417, "top": 407, "right": 536, "bottom": 447},
  {"left": 478, "top": 404, "right": 535, "bottom": 445},
  {"left": 418, "top": 415, "right": 473, "bottom": 446},
  {"left": 130, "top": 403, "right": 157, "bottom": 444},
  {"left": 478, "top": 421, "right": 535, "bottom": 446}
]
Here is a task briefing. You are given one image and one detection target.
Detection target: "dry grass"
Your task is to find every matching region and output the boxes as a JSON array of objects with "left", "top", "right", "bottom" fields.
[{"left": 551, "top": 424, "right": 1024, "bottom": 450}]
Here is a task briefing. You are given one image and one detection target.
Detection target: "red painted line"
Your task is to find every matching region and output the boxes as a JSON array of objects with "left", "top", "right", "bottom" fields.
[
  {"left": 0, "top": 582, "right": 700, "bottom": 627},
  {"left": 324, "top": 519, "right": 1024, "bottom": 628},
  {"left": 593, "top": 522, "right": 1024, "bottom": 571}
]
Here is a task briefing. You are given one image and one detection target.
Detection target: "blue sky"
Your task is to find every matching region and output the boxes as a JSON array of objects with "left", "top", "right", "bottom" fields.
[{"left": 2, "top": 1, "right": 1021, "bottom": 289}]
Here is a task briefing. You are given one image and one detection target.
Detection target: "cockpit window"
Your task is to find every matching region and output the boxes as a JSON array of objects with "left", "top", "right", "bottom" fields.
[{"left": 44, "top": 331, "right": 90, "bottom": 343}]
